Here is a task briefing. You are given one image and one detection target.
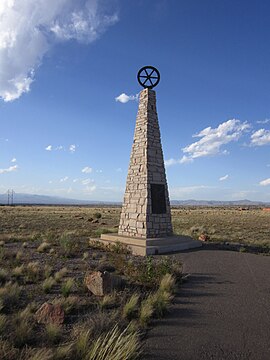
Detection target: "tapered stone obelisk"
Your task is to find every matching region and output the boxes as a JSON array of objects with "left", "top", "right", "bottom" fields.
[
  {"left": 100, "top": 67, "right": 201, "bottom": 255},
  {"left": 118, "top": 88, "right": 173, "bottom": 238}
]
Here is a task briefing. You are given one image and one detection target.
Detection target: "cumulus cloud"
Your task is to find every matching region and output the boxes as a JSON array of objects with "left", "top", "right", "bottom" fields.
[
  {"left": 0, "top": 0, "right": 118, "bottom": 101},
  {"left": 45, "top": 145, "right": 52, "bottom": 151},
  {"left": 82, "top": 166, "right": 92, "bottom": 174},
  {"left": 115, "top": 93, "right": 139, "bottom": 104},
  {"left": 180, "top": 119, "right": 250, "bottom": 163},
  {"left": 259, "top": 178, "right": 270, "bottom": 186},
  {"left": 69, "top": 144, "right": 76, "bottom": 153},
  {"left": 0, "top": 164, "right": 18, "bottom": 174},
  {"left": 11, "top": 157, "right": 16, "bottom": 163},
  {"left": 219, "top": 174, "right": 229, "bottom": 181},
  {"left": 250, "top": 129, "right": 270, "bottom": 146}
]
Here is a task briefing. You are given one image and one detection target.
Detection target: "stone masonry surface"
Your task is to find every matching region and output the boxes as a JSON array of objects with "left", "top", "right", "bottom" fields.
[{"left": 118, "top": 88, "right": 173, "bottom": 238}]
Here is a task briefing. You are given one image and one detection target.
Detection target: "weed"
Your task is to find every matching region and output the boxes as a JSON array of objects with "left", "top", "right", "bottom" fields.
[{"left": 123, "top": 294, "right": 140, "bottom": 320}]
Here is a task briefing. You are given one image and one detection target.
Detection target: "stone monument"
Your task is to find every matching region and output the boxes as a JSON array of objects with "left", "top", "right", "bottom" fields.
[{"left": 100, "top": 66, "right": 201, "bottom": 255}]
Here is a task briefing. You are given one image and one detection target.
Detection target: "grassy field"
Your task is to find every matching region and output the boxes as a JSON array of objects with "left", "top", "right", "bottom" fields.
[
  {"left": 0, "top": 205, "right": 182, "bottom": 360},
  {"left": 0, "top": 205, "right": 269, "bottom": 246}
]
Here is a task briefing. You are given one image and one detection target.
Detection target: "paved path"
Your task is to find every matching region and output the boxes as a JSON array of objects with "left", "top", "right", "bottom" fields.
[{"left": 144, "top": 249, "right": 270, "bottom": 360}]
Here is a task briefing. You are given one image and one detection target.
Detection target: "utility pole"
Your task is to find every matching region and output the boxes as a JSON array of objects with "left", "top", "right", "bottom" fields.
[{"left": 7, "top": 189, "right": 15, "bottom": 206}]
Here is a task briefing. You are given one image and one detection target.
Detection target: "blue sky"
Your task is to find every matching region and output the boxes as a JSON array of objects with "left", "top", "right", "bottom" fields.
[{"left": 1, "top": 0, "right": 270, "bottom": 201}]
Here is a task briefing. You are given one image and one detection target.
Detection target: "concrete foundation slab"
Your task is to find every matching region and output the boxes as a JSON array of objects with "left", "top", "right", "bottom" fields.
[{"left": 99, "top": 233, "right": 202, "bottom": 256}]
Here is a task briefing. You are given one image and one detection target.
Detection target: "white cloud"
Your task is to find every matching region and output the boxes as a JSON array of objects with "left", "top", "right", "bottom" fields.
[
  {"left": 55, "top": 145, "right": 64, "bottom": 151},
  {"left": 81, "top": 178, "right": 94, "bottom": 185},
  {"left": 11, "top": 157, "right": 16, "bottom": 163},
  {"left": 115, "top": 93, "right": 139, "bottom": 104},
  {"left": 250, "top": 129, "right": 270, "bottom": 146},
  {"left": 73, "top": 178, "right": 79, "bottom": 183},
  {"left": 0, "top": 0, "right": 118, "bottom": 102},
  {"left": 82, "top": 166, "right": 92, "bottom": 174},
  {"left": 0, "top": 164, "right": 18, "bottom": 174},
  {"left": 256, "top": 119, "right": 270, "bottom": 124},
  {"left": 84, "top": 185, "right": 96, "bottom": 193},
  {"left": 180, "top": 119, "right": 250, "bottom": 163},
  {"left": 60, "top": 176, "right": 68, "bottom": 182},
  {"left": 45, "top": 145, "right": 52, "bottom": 151},
  {"left": 259, "top": 178, "right": 270, "bottom": 186},
  {"left": 165, "top": 158, "right": 181, "bottom": 167},
  {"left": 69, "top": 144, "right": 76, "bottom": 153},
  {"left": 219, "top": 174, "right": 229, "bottom": 181}
]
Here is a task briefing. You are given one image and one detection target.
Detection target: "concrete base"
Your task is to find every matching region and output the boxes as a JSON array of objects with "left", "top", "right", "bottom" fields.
[{"left": 99, "top": 233, "right": 202, "bottom": 256}]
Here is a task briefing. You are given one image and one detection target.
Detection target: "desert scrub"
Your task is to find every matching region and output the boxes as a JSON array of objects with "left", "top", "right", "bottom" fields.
[
  {"left": 61, "top": 278, "right": 74, "bottom": 297},
  {"left": 0, "top": 282, "right": 21, "bottom": 311},
  {"left": 59, "top": 232, "right": 77, "bottom": 257},
  {"left": 25, "top": 261, "right": 41, "bottom": 283},
  {"left": 12, "top": 309, "right": 34, "bottom": 347},
  {"left": 87, "top": 324, "right": 141, "bottom": 360},
  {"left": 53, "top": 296, "right": 78, "bottom": 314},
  {"left": 122, "top": 294, "right": 140, "bottom": 320}
]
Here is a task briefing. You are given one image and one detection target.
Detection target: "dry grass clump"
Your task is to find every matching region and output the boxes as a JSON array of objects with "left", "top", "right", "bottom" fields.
[
  {"left": 42, "top": 277, "right": 56, "bottom": 293},
  {"left": 45, "top": 323, "right": 62, "bottom": 345},
  {"left": 99, "top": 292, "right": 117, "bottom": 310},
  {"left": 87, "top": 324, "right": 141, "bottom": 360},
  {"left": 54, "top": 267, "right": 68, "bottom": 282},
  {"left": 61, "top": 278, "right": 74, "bottom": 298},
  {"left": 0, "top": 282, "right": 21, "bottom": 310},
  {"left": 71, "top": 323, "right": 92, "bottom": 359},
  {"left": 37, "top": 242, "right": 51, "bottom": 253},
  {"left": 53, "top": 296, "right": 78, "bottom": 314},
  {"left": 0, "top": 340, "right": 18, "bottom": 360},
  {"left": 59, "top": 232, "right": 77, "bottom": 257},
  {"left": 122, "top": 294, "right": 140, "bottom": 320},
  {"left": 0, "top": 269, "right": 9, "bottom": 285},
  {"left": 12, "top": 265, "right": 24, "bottom": 279},
  {"left": 25, "top": 261, "right": 41, "bottom": 283},
  {"left": 139, "top": 299, "right": 154, "bottom": 327},
  {"left": 12, "top": 308, "right": 34, "bottom": 347}
]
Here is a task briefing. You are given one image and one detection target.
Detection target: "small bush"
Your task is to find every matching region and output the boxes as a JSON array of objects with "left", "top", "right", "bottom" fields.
[
  {"left": 93, "top": 212, "right": 102, "bottom": 219},
  {"left": 59, "top": 232, "right": 77, "bottom": 257},
  {"left": 25, "top": 261, "right": 40, "bottom": 283},
  {"left": 61, "top": 278, "right": 74, "bottom": 298},
  {"left": 123, "top": 294, "right": 140, "bottom": 320}
]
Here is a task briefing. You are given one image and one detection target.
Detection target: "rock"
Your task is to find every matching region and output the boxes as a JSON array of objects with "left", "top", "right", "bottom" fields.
[
  {"left": 199, "top": 234, "right": 209, "bottom": 242},
  {"left": 97, "top": 264, "right": 116, "bottom": 273},
  {"left": 35, "top": 302, "right": 64, "bottom": 325},
  {"left": 84, "top": 271, "right": 122, "bottom": 296}
]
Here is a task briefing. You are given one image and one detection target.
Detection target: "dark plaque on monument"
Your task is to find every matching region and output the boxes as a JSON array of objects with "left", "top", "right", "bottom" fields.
[{"left": 151, "top": 184, "right": 166, "bottom": 214}]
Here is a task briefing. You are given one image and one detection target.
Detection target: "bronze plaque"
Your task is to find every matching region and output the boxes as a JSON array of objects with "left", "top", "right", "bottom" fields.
[{"left": 151, "top": 184, "right": 166, "bottom": 214}]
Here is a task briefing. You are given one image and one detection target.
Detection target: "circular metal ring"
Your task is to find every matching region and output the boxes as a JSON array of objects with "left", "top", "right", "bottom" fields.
[{"left": 137, "top": 66, "right": 160, "bottom": 89}]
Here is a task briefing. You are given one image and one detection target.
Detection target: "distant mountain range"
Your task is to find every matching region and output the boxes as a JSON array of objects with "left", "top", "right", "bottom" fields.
[{"left": 0, "top": 193, "right": 269, "bottom": 206}]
